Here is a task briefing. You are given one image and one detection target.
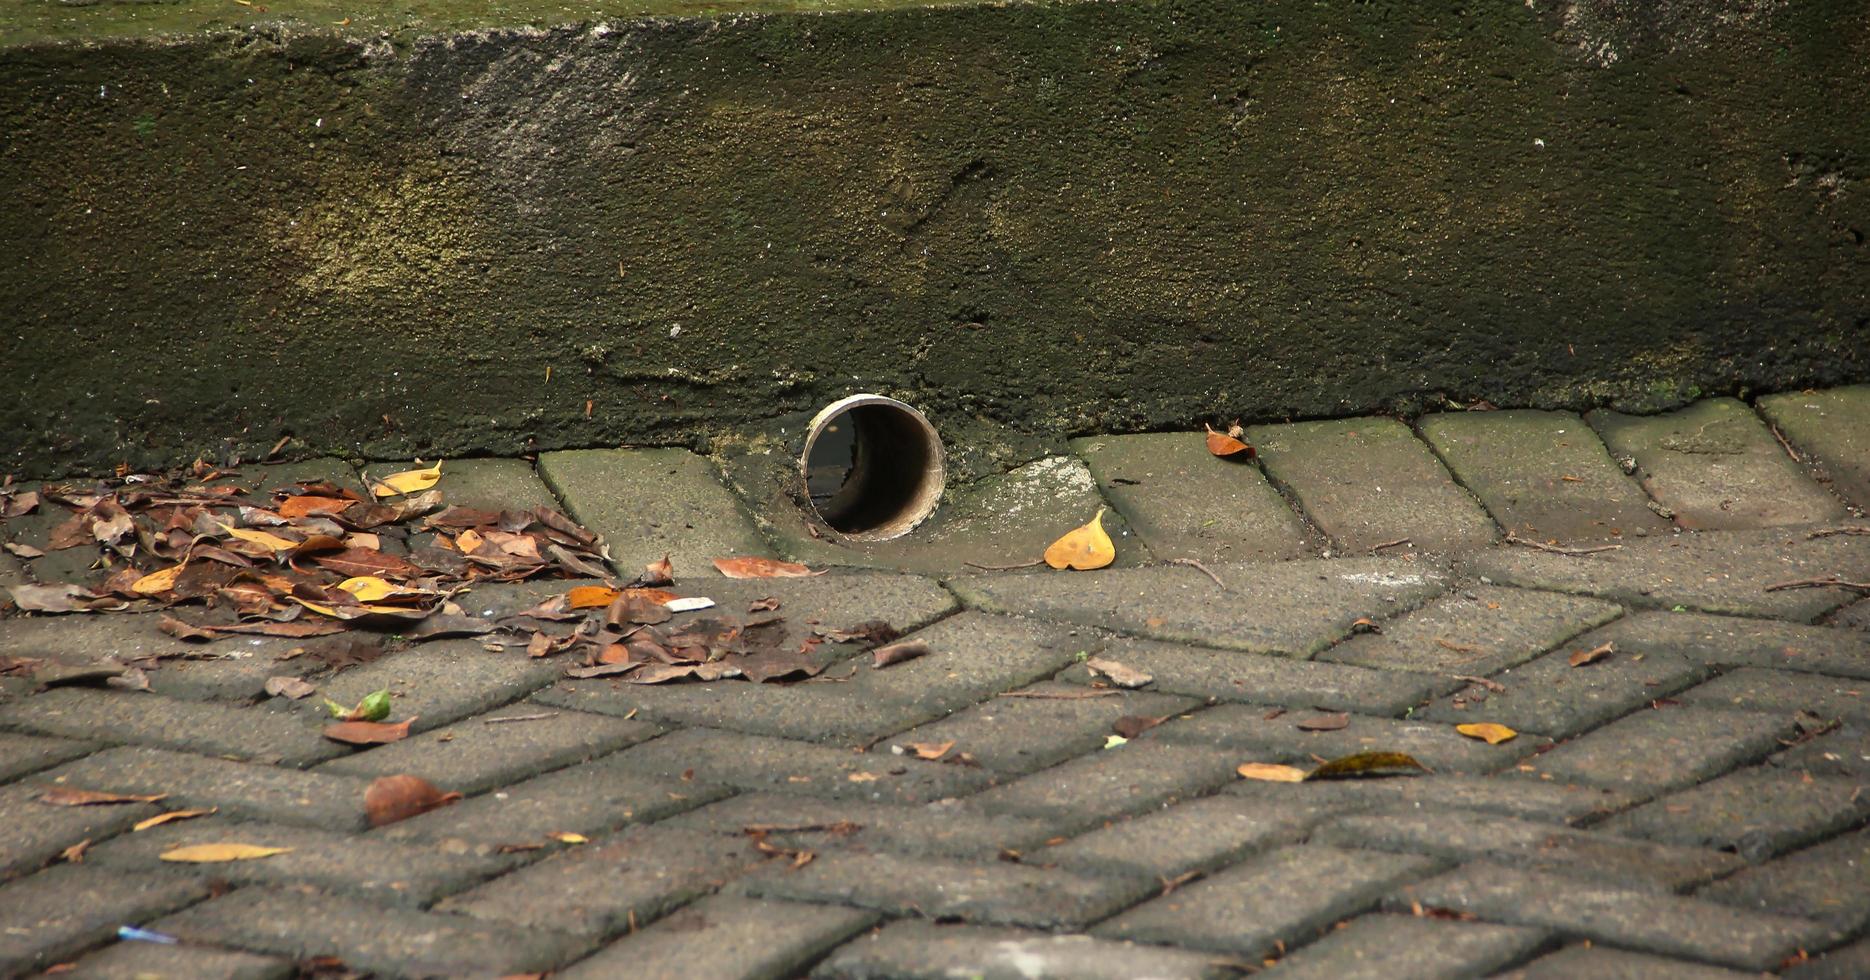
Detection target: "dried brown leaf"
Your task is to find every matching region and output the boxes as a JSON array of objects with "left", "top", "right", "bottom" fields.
[
  {"left": 323, "top": 718, "right": 417, "bottom": 745},
  {"left": 871, "top": 639, "right": 932, "bottom": 668},
  {"left": 1084, "top": 657, "right": 1152, "bottom": 689},
  {"left": 1204, "top": 423, "right": 1256, "bottom": 459},
  {"left": 1295, "top": 712, "right": 1350, "bottom": 732},
  {"left": 133, "top": 808, "right": 218, "bottom": 831},
  {"left": 1568, "top": 641, "right": 1614, "bottom": 667},
  {"left": 363, "top": 774, "right": 462, "bottom": 827},
  {"left": 1113, "top": 715, "right": 1170, "bottom": 739},
  {"left": 1305, "top": 751, "right": 1430, "bottom": 781},
  {"left": 39, "top": 787, "right": 168, "bottom": 807},
  {"left": 712, "top": 556, "right": 822, "bottom": 579}
]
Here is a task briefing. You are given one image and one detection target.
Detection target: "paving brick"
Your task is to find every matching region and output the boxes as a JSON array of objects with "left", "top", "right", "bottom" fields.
[
  {"left": 1387, "top": 861, "right": 1829, "bottom": 971},
  {"left": 1677, "top": 668, "right": 1870, "bottom": 725},
  {"left": 1698, "top": 827, "right": 1870, "bottom": 934},
  {"left": 558, "top": 894, "right": 877, "bottom": 980},
  {"left": 381, "top": 456, "right": 559, "bottom": 512},
  {"left": 49, "top": 942, "right": 291, "bottom": 980},
  {"left": 1062, "top": 634, "right": 1444, "bottom": 716},
  {"left": 881, "top": 678, "right": 1198, "bottom": 776},
  {"left": 0, "top": 780, "right": 159, "bottom": 879},
  {"left": 1250, "top": 417, "right": 1497, "bottom": 553},
  {"left": 605, "top": 728, "right": 994, "bottom": 805},
  {"left": 152, "top": 886, "right": 585, "bottom": 976},
  {"left": 538, "top": 447, "right": 772, "bottom": 577},
  {"left": 813, "top": 920, "right": 1243, "bottom": 980},
  {"left": 956, "top": 741, "right": 1241, "bottom": 829},
  {"left": 0, "top": 613, "right": 319, "bottom": 702},
  {"left": 86, "top": 817, "right": 511, "bottom": 908},
  {"left": 1318, "top": 585, "right": 1622, "bottom": 675},
  {"left": 1463, "top": 526, "right": 1870, "bottom": 621},
  {"left": 1225, "top": 775, "right": 1631, "bottom": 825},
  {"left": 1260, "top": 914, "right": 1549, "bottom": 980},
  {"left": 1524, "top": 707, "right": 1791, "bottom": 799},
  {"left": 0, "top": 688, "right": 341, "bottom": 767},
  {"left": 535, "top": 610, "right": 1078, "bottom": 745},
  {"left": 737, "top": 850, "right": 1150, "bottom": 931},
  {"left": 376, "top": 751, "right": 725, "bottom": 848},
  {"left": 1785, "top": 935, "right": 1870, "bottom": 980},
  {"left": 1313, "top": 809, "right": 1741, "bottom": 892},
  {"left": 727, "top": 450, "right": 1150, "bottom": 577},
  {"left": 314, "top": 706, "right": 657, "bottom": 794},
  {"left": 434, "top": 824, "right": 771, "bottom": 936},
  {"left": 1832, "top": 597, "right": 1870, "bottom": 631},
  {"left": 1041, "top": 795, "right": 1322, "bottom": 880},
  {"left": 1586, "top": 610, "right": 1870, "bottom": 680},
  {"left": 295, "top": 640, "right": 560, "bottom": 734},
  {"left": 0, "top": 732, "right": 94, "bottom": 783},
  {"left": 1154, "top": 704, "right": 1527, "bottom": 774},
  {"left": 1501, "top": 944, "right": 1761, "bottom": 979},
  {"left": 0, "top": 865, "right": 208, "bottom": 977},
  {"left": 1070, "top": 432, "right": 1314, "bottom": 562},
  {"left": 1769, "top": 723, "right": 1870, "bottom": 778},
  {"left": 1093, "top": 844, "right": 1439, "bottom": 958},
  {"left": 1600, "top": 768, "right": 1870, "bottom": 862},
  {"left": 667, "top": 792, "right": 1055, "bottom": 861},
  {"left": 952, "top": 557, "right": 1451, "bottom": 656},
  {"left": 1591, "top": 398, "right": 1847, "bottom": 529},
  {"left": 41, "top": 746, "right": 376, "bottom": 831},
  {"left": 1416, "top": 636, "right": 1712, "bottom": 739},
  {"left": 1758, "top": 386, "right": 1870, "bottom": 511},
  {"left": 1419, "top": 409, "right": 1672, "bottom": 542}
]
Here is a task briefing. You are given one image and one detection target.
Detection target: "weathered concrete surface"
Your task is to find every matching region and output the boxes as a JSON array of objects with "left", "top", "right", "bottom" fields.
[{"left": 3, "top": 0, "right": 1867, "bottom": 477}]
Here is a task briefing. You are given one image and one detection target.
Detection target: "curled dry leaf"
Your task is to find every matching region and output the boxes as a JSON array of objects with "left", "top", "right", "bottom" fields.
[
  {"left": 905, "top": 741, "right": 955, "bottom": 760},
  {"left": 1295, "top": 712, "right": 1350, "bottom": 732},
  {"left": 1084, "top": 656, "right": 1152, "bottom": 689},
  {"left": 1236, "top": 762, "right": 1308, "bottom": 782},
  {"left": 1113, "top": 714, "right": 1170, "bottom": 739},
  {"left": 370, "top": 461, "right": 443, "bottom": 498},
  {"left": 871, "top": 639, "right": 932, "bottom": 668},
  {"left": 1455, "top": 722, "right": 1518, "bottom": 745},
  {"left": 323, "top": 717, "right": 417, "bottom": 745},
  {"left": 39, "top": 787, "right": 168, "bottom": 807},
  {"left": 1204, "top": 423, "right": 1256, "bottom": 459},
  {"left": 130, "top": 565, "right": 183, "bottom": 595},
  {"left": 263, "top": 676, "right": 315, "bottom": 700},
  {"left": 1043, "top": 509, "right": 1116, "bottom": 571},
  {"left": 643, "top": 554, "right": 675, "bottom": 587},
  {"left": 133, "top": 808, "right": 218, "bottom": 832},
  {"left": 216, "top": 523, "right": 300, "bottom": 553},
  {"left": 363, "top": 774, "right": 462, "bottom": 827},
  {"left": 59, "top": 839, "right": 92, "bottom": 863},
  {"left": 749, "top": 596, "right": 780, "bottom": 613},
  {"left": 1568, "top": 641, "right": 1614, "bottom": 667},
  {"left": 1305, "top": 751, "right": 1430, "bottom": 781},
  {"left": 566, "top": 586, "right": 621, "bottom": 609},
  {"left": 8, "top": 583, "right": 106, "bottom": 614},
  {"left": 712, "top": 556, "right": 822, "bottom": 579},
  {"left": 159, "top": 843, "right": 293, "bottom": 863}
]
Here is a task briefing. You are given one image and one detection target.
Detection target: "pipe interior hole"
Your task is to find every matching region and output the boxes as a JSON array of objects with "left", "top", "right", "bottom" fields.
[{"left": 803, "top": 400, "right": 943, "bottom": 538}]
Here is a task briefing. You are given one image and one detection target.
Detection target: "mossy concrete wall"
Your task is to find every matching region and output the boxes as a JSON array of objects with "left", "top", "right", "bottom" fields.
[{"left": 3, "top": 0, "right": 1867, "bottom": 477}]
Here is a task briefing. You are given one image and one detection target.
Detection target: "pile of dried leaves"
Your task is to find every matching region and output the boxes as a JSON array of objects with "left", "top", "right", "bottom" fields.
[{"left": 0, "top": 464, "right": 906, "bottom": 688}]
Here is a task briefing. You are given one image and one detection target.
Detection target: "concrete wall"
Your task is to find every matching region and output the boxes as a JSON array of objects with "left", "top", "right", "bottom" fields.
[{"left": 3, "top": 0, "right": 1866, "bottom": 477}]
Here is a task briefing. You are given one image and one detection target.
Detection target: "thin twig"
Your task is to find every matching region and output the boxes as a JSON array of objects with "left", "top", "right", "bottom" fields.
[
  {"left": 1369, "top": 537, "right": 1412, "bottom": 553},
  {"left": 1502, "top": 534, "right": 1623, "bottom": 556},
  {"left": 482, "top": 712, "right": 558, "bottom": 724},
  {"left": 963, "top": 558, "right": 1046, "bottom": 571},
  {"left": 1769, "top": 424, "right": 1802, "bottom": 463},
  {"left": 997, "top": 689, "right": 1121, "bottom": 701},
  {"left": 1450, "top": 674, "right": 1506, "bottom": 693},
  {"left": 1764, "top": 576, "right": 1870, "bottom": 594},
  {"left": 1169, "top": 557, "right": 1226, "bottom": 589},
  {"left": 1807, "top": 526, "right": 1870, "bottom": 539}
]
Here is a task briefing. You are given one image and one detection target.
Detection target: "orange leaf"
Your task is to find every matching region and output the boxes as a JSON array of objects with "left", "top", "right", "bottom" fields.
[
  {"left": 1568, "top": 641, "right": 1614, "bottom": 667},
  {"left": 1043, "top": 509, "right": 1116, "bottom": 571},
  {"left": 159, "top": 843, "right": 292, "bottom": 863},
  {"left": 1204, "top": 423, "right": 1255, "bottom": 459},
  {"left": 1236, "top": 762, "right": 1307, "bottom": 783},
  {"left": 1455, "top": 722, "right": 1518, "bottom": 745},
  {"left": 130, "top": 565, "right": 183, "bottom": 595},
  {"left": 134, "top": 808, "right": 218, "bottom": 832},
  {"left": 566, "top": 586, "right": 621, "bottom": 609},
  {"left": 363, "top": 774, "right": 462, "bottom": 828},
  {"left": 277, "top": 495, "right": 353, "bottom": 519},
  {"left": 323, "top": 718, "right": 417, "bottom": 745},
  {"left": 712, "top": 557, "right": 822, "bottom": 579},
  {"left": 906, "top": 740, "right": 955, "bottom": 760},
  {"left": 643, "top": 554, "right": 674, "bottom": 586}
]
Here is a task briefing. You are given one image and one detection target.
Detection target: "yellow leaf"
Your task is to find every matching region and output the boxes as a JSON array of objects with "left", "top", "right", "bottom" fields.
[
  {"left": 130, "top": 566, "right": 183, "bottom": 595},
  {"left": 133, "top": 808, "right": 218, "bottom": 832},
  {"left": 1456, "top": 722, "right": 1518, "bottom": 745},
  {"left": 336, "top": 576, "right": 400, "bottom": 602},
  {"left": 1236, "top": 762, "right": 1308, "bottom": 783},
  {"left": 548, "top": 832, "right": 588, "bottom": 844},
  {"left": 370, "top": 461, "right": 443, "bottom": 498},
  {"left": 1044, "top": 508, "right": 1116, "bottom": 571},
  {"left": 159, "top": 843, "right": 293, "bottom": 863},
  {"left": 566, "top": 585, "right": 621, "bottom": 609},
  {"left": 217, "top": 523, "right": 299, "bottom": 552},
  {"left": 455, "top": 528, "right": 484, "bottom": 553}
]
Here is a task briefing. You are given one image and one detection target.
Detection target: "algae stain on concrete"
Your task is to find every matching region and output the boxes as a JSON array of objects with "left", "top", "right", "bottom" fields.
[{"left": 271, "top": 170, "right": 484, "bottom": 297}]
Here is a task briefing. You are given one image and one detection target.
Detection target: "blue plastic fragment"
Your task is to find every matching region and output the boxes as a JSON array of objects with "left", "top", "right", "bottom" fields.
[{"left": 117, "top": 925, "right": 179, "bottom": 944}]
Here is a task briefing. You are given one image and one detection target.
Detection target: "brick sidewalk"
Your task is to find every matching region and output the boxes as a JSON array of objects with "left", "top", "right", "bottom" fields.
[{"left": 1, "top": 389, "right": 1867, "bottom": 978}]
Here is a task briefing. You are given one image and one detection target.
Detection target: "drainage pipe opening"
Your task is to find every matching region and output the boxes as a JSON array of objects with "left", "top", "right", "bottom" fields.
[{"left": 801, "top": 395, "right": 945, "bottom": 540}]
